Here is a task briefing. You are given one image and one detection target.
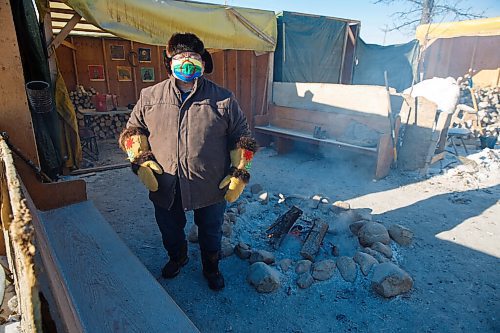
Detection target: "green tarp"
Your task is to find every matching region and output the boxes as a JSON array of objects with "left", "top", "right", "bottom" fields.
[
  {"left": 353, "top": 38, "right": 420, "bottom": 92},
  {"left": 274, "top": 12, "right": 347, "bottom": 83}
]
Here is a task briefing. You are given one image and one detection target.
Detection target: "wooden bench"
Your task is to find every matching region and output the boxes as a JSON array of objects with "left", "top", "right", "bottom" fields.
[
  {"left": 33, "top": 200, "right": 200, "bottom": 333},
  {"left": 255, "top": 104, "right": 400, "bottom": 179}
]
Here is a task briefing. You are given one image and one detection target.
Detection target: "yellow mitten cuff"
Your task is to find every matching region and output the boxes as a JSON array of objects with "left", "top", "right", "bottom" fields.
[
  {"left": 230, "top": 137, "right": 258, "bottom": 171},
  {"left": 119, "top": 127, "right": 151, "bottom": 162}
]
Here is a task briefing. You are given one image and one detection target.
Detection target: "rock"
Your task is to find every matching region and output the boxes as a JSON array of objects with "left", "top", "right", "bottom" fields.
[
  {"left": 349, "top": 220, "right": 368, "bottom": 236},
  {"left": 235, "top": 242, "right": 252, "bottom": 259},
  {"left": 249, "top": 250, "right": 275, "bottom": 264},
  {"left": 250, "top": 183, "right": 263, "bottom": 194},
  {"left": 278, "top": 258, "right": 292, "bottom": 272},
  {"left": 296, "top": 272, "right": 314, "bottom": 289},
  {"left": 372, "top": 262, "right": 413, "bottom": 298},
  {"left": 257, "top": 191, "right": 269, "bottom": 205},
  {"left": 358, "top": 222, "right": 390, "bottom": 247},
  {"left": 187, "top": 224, "right": 198, "bottom": 243},
  {"left": 221, "top": 237, "right": 234, "bottom": 258},
  {"left": 308, "top": 195, "right": 322, "bottom": 209},
  {"left": 388, "top": 224, "right": 414, "bottom": 246},
  {"left": 353, "top": 251, "right": 378, "bottom": 276},
  {"left": 237, "top": 201, "right": 247, "bottom": 214},
  {"left": 331, "top": 201, "right": 350, "bottom": 213},
  {"left": 226, "top": 207, "right": 239, "bottom": 215},
  {"left": 331, "top": 245, "right": 340, "bottom": 257},
  {"left": 371, "top": 241, "right": 393, "bottom": 258},
  {"left": 295, "top": 260, "right": 312, "bottom": 274},
  {"left": 336, "top": 256, "right": 357, "bottom": 282},
  {"left": 222, "top": 221, "right": 232, "bottom": 237},
  {"left": 225, "top": 212, "right": 237, "bottom": 224},
  {"left": 7, "top": 296, "right": 18, "bottom": 313},
  {"left": 350, "top": 208, "right": 373, "bottom": 221},
  {"left": 312, "top": 259, "right": 336, "bottom": 281},
  {"left": 247, "top": 262, "right": 281, "bottom": 293},
  {"left": 319, "top": 201, "right": 331, "bottom": 214},
  {"left": 1, "top": 322, "right": 20, "bottom": 333},
  {"left": 363, "top": 247, "right": 389, "bottom": 263}
]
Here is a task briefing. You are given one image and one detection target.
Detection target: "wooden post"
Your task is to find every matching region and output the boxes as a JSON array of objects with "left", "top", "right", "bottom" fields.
[
  {"left": 235, "top": 51, "right": 239, "bottom": 101},
  {"left": 101, "top": 38, "right": 110, "bottom": 93},
  {"left": 223, "top": 51, "right": 227, "bottom": 88},
  {"left": 130, "top": 41, "right": 138, "bottom": 100},
  {"left": 43, "top": 12, "right": 58, "bottom": 84},
  {"left": 266, "top": 51, "right": 274, "bottom": 111},
  {"left": 157, "top": 45, "right": 163, "bottom": 81},
  {"left": 250, "top": 52, "right": 256, "bottom": 127},
  {"left": 339, "top": 24, "right": 350, "bottom": 84},
  {"left": 70, "top": 36, "right": 79, "bottom": 87}
]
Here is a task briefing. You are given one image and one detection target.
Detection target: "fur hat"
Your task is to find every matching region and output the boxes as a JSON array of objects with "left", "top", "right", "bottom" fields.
[{"left": 165, "top": 33, "right": 213, "bottom": 74}]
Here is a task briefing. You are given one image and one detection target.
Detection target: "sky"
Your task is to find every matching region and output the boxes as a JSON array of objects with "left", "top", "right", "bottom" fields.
[{"left": 198, "top": 0, "right": 500, "bottom": 45}]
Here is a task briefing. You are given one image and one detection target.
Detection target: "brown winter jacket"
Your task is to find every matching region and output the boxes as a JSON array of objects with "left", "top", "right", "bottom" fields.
[{"left": 126, "top": 76, "right": 251, "bottom": 211}]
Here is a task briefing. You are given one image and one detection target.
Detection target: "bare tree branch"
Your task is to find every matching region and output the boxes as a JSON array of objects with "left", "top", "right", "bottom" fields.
[{"left": 373, "top": 0, "right": 486, "bottom": 35}]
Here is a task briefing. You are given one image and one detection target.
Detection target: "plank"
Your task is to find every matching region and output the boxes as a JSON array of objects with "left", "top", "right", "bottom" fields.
[
  {"left": 374, "top": 116, "right": 400, "bottom": 179},
  {"left": 270, "top": 105, "right": 390, "bottom": 135},
  {"left": 38, "top": 201, "right": 200, "bottom": 333},
  {"left": 47, "top": 14, "right": 82, "bottom": 52},
  {"left": 273, "top": 82, "right": 393, "bottom": 117},
  {"left": 300, "top": 218, "right": 329, "bottom": 261},
  {"left": 254, "top": 125, "right": 378, "bottom": 154}
]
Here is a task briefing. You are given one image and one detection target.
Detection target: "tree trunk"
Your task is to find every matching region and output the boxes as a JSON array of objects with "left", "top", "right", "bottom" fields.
[{"left": 420, "top": 0, "right": 434, "bottom": 25}]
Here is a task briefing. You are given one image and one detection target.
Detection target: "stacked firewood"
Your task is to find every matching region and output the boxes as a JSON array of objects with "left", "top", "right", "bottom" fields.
[
  {"left": 76, "top": 112, "right": 130, "bottom": 140},
  {"left": 69, "top": 85, "right": 96, "bottom": 110},
  {"left": 453, "top": 76, "right": 499, "bottom": 138}
]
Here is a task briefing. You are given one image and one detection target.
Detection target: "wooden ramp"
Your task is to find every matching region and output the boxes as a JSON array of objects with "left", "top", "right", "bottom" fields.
[{"left": 38, "top": 201, "right": 199, "bottom": 333}]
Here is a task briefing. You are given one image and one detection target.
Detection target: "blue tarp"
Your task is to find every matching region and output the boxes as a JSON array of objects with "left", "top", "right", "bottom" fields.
[
  {"left": 353, "top": 38, "right": 420, "bottom": 92},
  {"left": 274, "top": 12, "right": 347, "bottom": 83}
]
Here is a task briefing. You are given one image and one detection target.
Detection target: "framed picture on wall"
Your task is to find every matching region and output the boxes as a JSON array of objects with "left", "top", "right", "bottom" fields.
[
  {"left": 138, "top": 47, "right": 152, "bottom": 62},
  {"left": 117, "top": 66, "right": 132, "bottom": 81},
  {"left": 110, "top": 45, "right": 125, "bottom": 60},
  {"left": 140, "top": 67, "right": 155, "bottom": 82},
  {"left": 88, "top": 65, "right": 105, "bottom": 81}
]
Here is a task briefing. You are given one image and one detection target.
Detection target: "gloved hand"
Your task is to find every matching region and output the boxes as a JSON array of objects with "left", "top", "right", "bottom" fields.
[
  {"left": 218, "top": 137, "right": 257, "bottom": 202},
  {"left": 219, "top": 169, "right": 249, "bottom": 202},
  {"left": 119, "top": 127, "right": 163, "bottom": 192}
]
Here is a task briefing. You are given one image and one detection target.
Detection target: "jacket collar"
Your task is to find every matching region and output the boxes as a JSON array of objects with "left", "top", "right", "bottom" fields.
[{"left": 169, "top": 75, "right": 205, "bottom": 95}]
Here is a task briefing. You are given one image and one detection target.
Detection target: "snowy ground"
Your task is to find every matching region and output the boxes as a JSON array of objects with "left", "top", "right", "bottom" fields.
[{"left": 82, "top": 144, "right": 499, "bottom": 333}]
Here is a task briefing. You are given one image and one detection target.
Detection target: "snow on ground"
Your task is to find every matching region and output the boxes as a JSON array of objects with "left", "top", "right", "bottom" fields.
[{"left": 82, "top": 144, "right": 499, "bottom": 333}]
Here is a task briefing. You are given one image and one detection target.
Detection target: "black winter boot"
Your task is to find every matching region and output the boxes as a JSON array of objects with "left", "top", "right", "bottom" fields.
[
  {"left": 201, "top": 251, "right": 225, "bottom": 291},
  {"left": 162, "top": 241, "right": 189, "bottom": 279}
]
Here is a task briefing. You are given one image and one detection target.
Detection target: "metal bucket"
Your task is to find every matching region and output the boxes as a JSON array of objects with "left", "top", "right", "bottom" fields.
[{"left": 26, "top": 81, "right": 53, "bottom": 114}]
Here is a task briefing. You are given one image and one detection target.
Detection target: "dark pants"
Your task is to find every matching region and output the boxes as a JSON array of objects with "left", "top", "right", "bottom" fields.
[{"left": 153, "top": 181, "right": 226, "bottom": 256}]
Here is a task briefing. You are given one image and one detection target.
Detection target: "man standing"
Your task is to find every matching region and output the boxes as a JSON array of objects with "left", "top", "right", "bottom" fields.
[{"left": 119, "top": 33, "right": 257, "bottom": 291}]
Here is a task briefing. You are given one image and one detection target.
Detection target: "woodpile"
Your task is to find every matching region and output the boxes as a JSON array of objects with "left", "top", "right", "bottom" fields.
[
  {"left": 76, "top": 112, "right": 130, "bottom": 140},
  {"left": 453, "top": 76, "right": 499, "bottom": 138},
  {"left": 69, "top": 85, "right": 96, "bottom": 110}
]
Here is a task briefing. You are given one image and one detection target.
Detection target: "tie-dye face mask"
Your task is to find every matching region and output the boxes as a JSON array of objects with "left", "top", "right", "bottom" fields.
[{"left": 171, "top": 54, "right": 203, "bottom": 82}]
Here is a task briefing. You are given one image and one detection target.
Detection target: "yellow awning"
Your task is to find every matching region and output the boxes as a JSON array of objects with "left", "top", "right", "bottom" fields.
[
  {"left": 416, "top": 16, "right": 500, "bottom": 44},
  {"left": 61, "top": 0, "right": 277, "bottom": 52}
]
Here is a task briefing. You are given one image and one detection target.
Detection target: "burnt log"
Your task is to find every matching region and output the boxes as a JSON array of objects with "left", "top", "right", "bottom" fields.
[
  {"left": 300, "top": 218, "right": 328, "bottom": 261},
  {"left": 266, "top": 206, "right": 303, "bottom": 249}
]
